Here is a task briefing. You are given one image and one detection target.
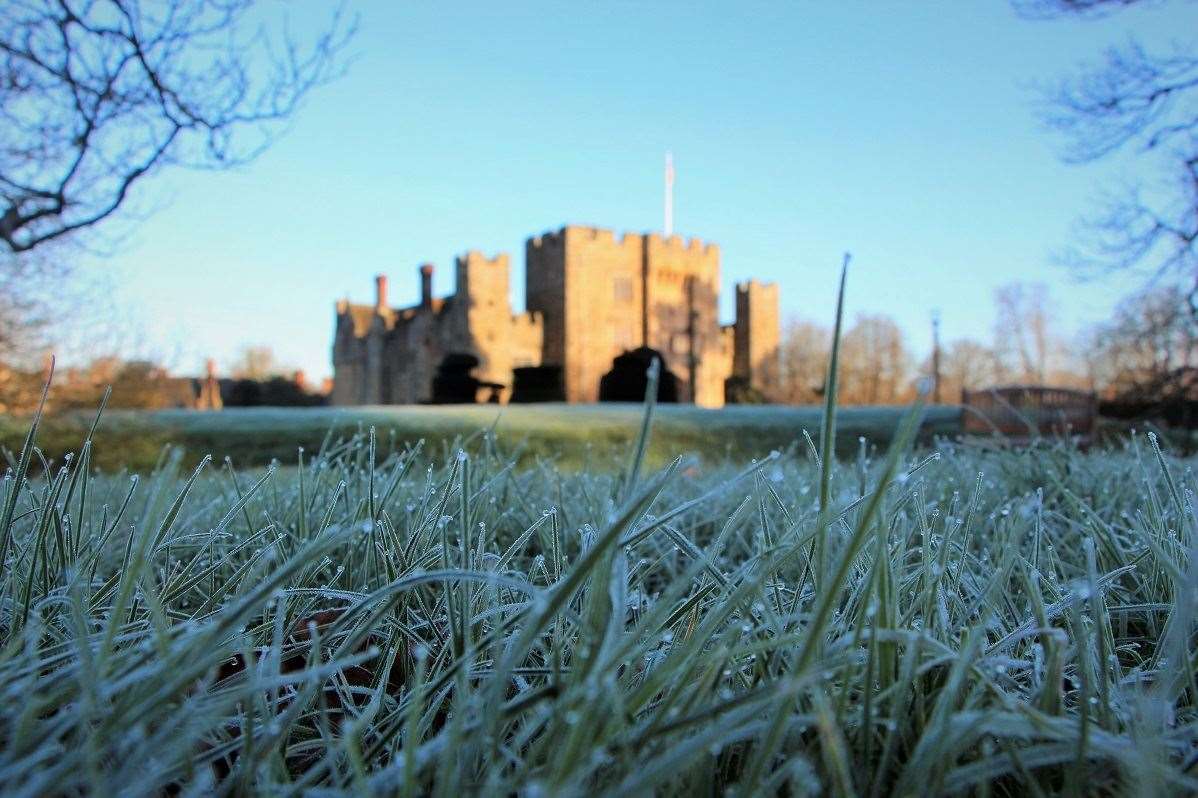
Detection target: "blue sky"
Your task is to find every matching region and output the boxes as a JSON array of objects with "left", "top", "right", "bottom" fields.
[{"left": 84, "top": 0, "right": 1195, "bottom": 379}]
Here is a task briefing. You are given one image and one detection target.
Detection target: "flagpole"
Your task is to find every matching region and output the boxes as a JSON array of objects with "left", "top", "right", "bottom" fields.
[{"left": 664, "top": 151, "right": 674, "bottom": 237}]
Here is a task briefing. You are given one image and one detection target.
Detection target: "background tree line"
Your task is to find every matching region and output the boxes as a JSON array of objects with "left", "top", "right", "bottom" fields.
[
  {"left": 770, "top": 279, "right": 1195, "bottom": 410},
  {"left": 0, "top": 345, "right": 325, "bottom": 414}
]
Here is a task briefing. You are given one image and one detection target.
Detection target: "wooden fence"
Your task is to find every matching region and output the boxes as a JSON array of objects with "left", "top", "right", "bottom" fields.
[{"left": 960, "top": 385, "right": 1098, "bottom": 442}]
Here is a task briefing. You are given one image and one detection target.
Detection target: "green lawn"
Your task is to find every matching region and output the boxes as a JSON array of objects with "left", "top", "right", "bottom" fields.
[
  {"left": 1, "top": 403, "right": 963, "bottom": 473},
  {"left": 1, "top": 394, "right": 1194, "bottom": 794}
]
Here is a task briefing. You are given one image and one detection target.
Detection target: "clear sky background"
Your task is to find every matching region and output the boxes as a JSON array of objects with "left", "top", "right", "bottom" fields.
[{"left": 79, "top": 0, "right": 1197, "bottom": 380}]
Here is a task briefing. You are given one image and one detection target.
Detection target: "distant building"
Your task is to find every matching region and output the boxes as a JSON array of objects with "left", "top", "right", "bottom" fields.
[
  {"left": 193, "top": 358, "right": 223, "bottom": 411},
  {"left": 190, "top": 361, "right": 327, "bottom": 408},
  {"left": 331, "top": 224, "right": 780, "bottom": 407}
]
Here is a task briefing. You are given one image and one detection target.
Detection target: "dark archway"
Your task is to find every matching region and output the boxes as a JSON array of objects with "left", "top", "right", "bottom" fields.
[
  {"left": 431, "top": 353, "right": 503, "bottom": 404},
  {"left": 510, "top": 365, "right": 565, "bottom": 403},
  {"left": 599, "top": 347, "right": 679, "bottom": 403}
]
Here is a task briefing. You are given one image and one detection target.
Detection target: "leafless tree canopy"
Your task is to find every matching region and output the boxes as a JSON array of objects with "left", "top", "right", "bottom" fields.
[
  {"left": 938, "top": 339, "right": 999, "bottom": 400},
  {"left": 1087, "top": 284, "right": 1197, "bottom": 399},
  {"left": 991, "top": 282, "right": 1055, "bottom": 384},
  {"left": 775, "top": 319, "right": 829, "bottom": 404},
  {"left": 0, "top": 0, "right": 354, "bottom": 253},
  {"left": 838, "top": 313, "right": 912, "bottom": 405},
  {"left": 231, "top": 343, "right": 279, "bottom": 380},
  {"left": 0, "top": 244, "right": 60, "bottom": 356},
  {"left": 1019, "top": 0, "right": 1198, "bottom": 315}
]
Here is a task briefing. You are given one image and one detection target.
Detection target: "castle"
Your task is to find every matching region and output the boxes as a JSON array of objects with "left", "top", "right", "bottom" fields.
[{"left": 331, "top": 225, "right": 779, "bottom": 408}]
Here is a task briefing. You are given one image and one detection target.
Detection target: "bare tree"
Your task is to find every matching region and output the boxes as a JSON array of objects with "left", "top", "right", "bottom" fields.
[
  {"left": 921, "top": 338, "right": 998, "bottom": 401},
  {"left": 1087, "top": 283, "right": 1197, "bottom": 400},
  {"left": 231, "top": 344, "right": 279, "bottom": 380},
  {"left": 0, "top": 236, "right": 128, "bottom": 361},
  {"left": 1016, "top": 0, "right": 1198, "bottom": 316},
  {"left": 0, "top": 245, "right": 60, "bottom": 357},
  {"left": 839, "top": 313, "right": 911, "bottom": 405},
  {"left": 992, "top": 282, "right": 1055, "bottom": 383},
  {"left": 1, "top": 0, "right": 354, "bottom": 254},
  {"left": 775, "top": 318, "right": 829, "bottom": 404}
]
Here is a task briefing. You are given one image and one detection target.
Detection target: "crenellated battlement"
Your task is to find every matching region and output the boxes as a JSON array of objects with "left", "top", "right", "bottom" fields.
[
  {"left": 736, "top": 278, "right": 778, "bottom": 295},
  {"left": 456, "top": 250, "right": 509, "bottom": 269},
  {"left": 529, "top": 225, "right": 644, "bottom": 253},
  {"left": 644, "top": 231, "right": 719, "bottom": 257},
  {"left": 454, "top": 250, "right": 511, "bottom": 313},
  {"left": 527, "top": 231, "right": 557, "bottom": 250},
  {"left": 529, "top": 225, "right": 719, "bottom": 256}
]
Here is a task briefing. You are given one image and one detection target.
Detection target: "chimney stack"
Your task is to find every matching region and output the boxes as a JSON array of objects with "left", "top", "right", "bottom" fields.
[
  {"left": 420, "top": 264, "right": 434, "bottom": 308},
  {"left": 374, "top": 274, "right": 388, "bottom": 311}
]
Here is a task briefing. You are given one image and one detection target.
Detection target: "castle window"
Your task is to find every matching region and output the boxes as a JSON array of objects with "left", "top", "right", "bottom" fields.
[{"left": 613, "top": 277, "right": 633, "bottom": 303}]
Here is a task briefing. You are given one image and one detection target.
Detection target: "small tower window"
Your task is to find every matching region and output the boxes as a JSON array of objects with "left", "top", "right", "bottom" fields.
[{"left": 613, "top": 277, "right": 633, "bottom": 303}]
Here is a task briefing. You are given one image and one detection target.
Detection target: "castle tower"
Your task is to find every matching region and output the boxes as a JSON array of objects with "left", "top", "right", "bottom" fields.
[
  {"left": 642, "top": 234, "right": 722, "bottom": 404},
  {"left": 420, "top": 264, "right": 434, "bottom": 308},
  {"left": 527, "top": 226, "right": 644, "bottom": 403},
  {"left": 456, "top": 251, "right": 509, "bottom": 313},
  {"left": 195, "top": 358, "right": 223, "bottom": 410},
  {"left": 526, "top": 225, "right": 728, "bottom": 406},
  {"left": 733, "top": 279, "right": 781, "bottom": 397},
  {"left": 455, "top": 251, "right": 514, "bottom": 391}
]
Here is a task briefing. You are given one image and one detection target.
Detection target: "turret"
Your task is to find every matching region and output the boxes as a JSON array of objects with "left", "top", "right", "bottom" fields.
[
  {"left": 733, "top": 279, "right": 780, "bottom": 394},
  {"left": 420, "top": 264, "right": 434, "bottom": 308},
  {"left": 455, "top": 251, "right": 510, "bottom": 311},
  {"left": 374, "top": 274, "right": 388, "bottom": 311}
]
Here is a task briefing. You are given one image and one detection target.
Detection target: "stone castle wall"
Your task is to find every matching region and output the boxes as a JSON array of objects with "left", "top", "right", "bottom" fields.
[{"left": 333, "top": 224, "right": 780, "bottom": 408}]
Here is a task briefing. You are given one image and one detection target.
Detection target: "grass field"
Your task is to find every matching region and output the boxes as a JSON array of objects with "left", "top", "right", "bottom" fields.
[
  {"left": 0, "top": 402, "right": 964, "bottom": 474},
  {"left": 0, "top": 376, "right": 1195, "bottom": 794}
]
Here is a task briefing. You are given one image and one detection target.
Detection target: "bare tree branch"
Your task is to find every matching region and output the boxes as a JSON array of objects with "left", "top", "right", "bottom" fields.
[
  {"left": 1020, "top": 0, "right": 1198, "bottom": 319},
  {"left": 1085, "top": 283, "right": 1198, "bottom": 400},
  {"left": 0, "top": 0, "right": 356, "bottom": 254},
  {"left": 1013, "top": 0, "right": 1174, "bottom": 20}
]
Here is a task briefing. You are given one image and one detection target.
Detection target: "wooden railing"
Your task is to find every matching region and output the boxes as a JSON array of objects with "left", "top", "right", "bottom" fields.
[{"left": 961, "top": 385, "right": 1098, "bottom": 439}]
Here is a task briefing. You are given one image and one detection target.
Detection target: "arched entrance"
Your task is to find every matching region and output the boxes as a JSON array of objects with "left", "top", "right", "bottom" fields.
[
  {"left": 510, "top": 365, "right": 565, "bottom": 403},
  {"left": 599, "top": 347, "right": 679, "bottom": 403},
  {"left": 431, "top": 353, "right": 503, "bottom": 404}
]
